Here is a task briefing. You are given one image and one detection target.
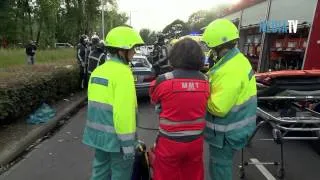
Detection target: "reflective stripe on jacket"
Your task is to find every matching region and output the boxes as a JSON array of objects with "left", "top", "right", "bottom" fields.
[
  {"left": 87, "top": 50, "right": 106, "bottom": 74},
  {"left": 205, "top": 48, "right": 257, "bottom": 150},
  {"left": 149, "top": 70, "right": 210, "bottom": 142},
  {"left": 82, "top": 56, "right": 137, "bottom": 154}
]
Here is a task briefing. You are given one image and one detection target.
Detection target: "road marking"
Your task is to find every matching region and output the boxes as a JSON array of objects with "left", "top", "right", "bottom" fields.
[{"left": 250, "top": 158, "right": 276, "bottom": 180}]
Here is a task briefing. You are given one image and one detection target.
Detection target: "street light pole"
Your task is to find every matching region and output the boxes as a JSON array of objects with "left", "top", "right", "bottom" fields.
[
  {"left": 101, "top": 0, "right": 105, "bottom": 38},
  {"left": 130, "top": 11, "right": 132, "bottom": 26}
]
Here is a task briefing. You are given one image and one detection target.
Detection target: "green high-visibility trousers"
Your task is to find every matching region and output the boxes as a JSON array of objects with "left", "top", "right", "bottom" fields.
[
  {"left": 91, "top": 149, "right": 134, "bottom": 180},
  {"left": 208, "top": 144, "right": 235, "bottom": 180}
]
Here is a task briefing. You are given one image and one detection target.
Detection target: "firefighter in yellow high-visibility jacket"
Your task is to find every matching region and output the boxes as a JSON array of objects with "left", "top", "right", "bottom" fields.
[
  {"left": 82, "top": 26, "right": 144, "bottom": 180},
  {"left": 202, "top": 19, "right": 257, "bottom": 180}
]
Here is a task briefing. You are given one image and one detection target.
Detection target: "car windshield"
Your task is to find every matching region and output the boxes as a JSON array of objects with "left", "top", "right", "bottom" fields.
[{"left": 131, "top": 58, "right": 150, "bottom": 68}]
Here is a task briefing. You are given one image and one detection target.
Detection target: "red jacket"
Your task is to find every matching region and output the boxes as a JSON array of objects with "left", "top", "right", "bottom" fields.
[{"left": 149, "top": 70, "right": 210, "bottom": 141}]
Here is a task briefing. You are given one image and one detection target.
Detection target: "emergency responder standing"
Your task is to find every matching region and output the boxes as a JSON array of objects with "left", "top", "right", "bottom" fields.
[
  {"left": 77, "top": 34, "right": 89, "bottom": 89},
  {"left": 87, "top": 40, "right": 107, "bottom": 83},
  {"left": 91, "top": 32, "right": 100, "bottom": 49},
  {"left": 87, "top": 33, "right": 100, "bottom": 61},
  {"left": 149, "top": 38, "right": 210, "bottom": 180},
  {"left": 152, "top": 33, "right": 170, "bottom": 75},
  {"left": 151, "top": 34, "right": 167, "bottom": 62},
  {"left": 82, "top": 26, "right": 144, "bottom": 180},
  {"left": 25, "top": 40, "right": 37, "bottom": 65},
  {"left": 202, "top": 19, "right": 257, "bottom": 180}
]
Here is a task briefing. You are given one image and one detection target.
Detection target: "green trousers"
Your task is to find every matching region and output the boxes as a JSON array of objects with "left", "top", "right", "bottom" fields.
[
  {"left": 91, "top": 149, "right": 134, "bottom": 180},
  {"left": 208, "top": 144, "right": 235, "bottom": 180}
]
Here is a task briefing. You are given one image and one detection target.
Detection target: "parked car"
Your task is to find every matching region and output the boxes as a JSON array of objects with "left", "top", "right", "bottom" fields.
[
  {"left": 54, "top": 43, "right": 74, "bottom": 48},
  {"left": 131, "top": 55, "right": 156, "bottom": 97}
]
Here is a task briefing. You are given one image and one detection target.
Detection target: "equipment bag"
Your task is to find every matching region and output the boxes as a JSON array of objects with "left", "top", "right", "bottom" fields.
[{"left": 131, "top": 141, "right": 151, "bottom": 180}]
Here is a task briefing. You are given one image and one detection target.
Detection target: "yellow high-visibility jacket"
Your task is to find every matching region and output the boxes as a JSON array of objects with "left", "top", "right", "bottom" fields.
[
  {"left": 205, "top": 48, "right": 257, "bottom": 150},
  {"left": 83, "top": 56, "right": 137, "bottom": 155}
]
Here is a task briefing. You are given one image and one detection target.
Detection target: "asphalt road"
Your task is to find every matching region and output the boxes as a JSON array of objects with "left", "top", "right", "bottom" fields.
[{"left": 1, "top": 97, "right": 320, "bottom": 180}]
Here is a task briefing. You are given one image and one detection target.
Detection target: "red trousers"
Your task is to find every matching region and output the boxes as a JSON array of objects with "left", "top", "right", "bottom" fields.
[{"left": 153, "top": 136, "right": 204, "bottom": 180}]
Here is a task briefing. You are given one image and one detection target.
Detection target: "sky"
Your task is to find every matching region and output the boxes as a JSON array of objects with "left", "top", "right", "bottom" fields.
[{"left": 117, "top": 0, "right": 241, "bottom": 32}]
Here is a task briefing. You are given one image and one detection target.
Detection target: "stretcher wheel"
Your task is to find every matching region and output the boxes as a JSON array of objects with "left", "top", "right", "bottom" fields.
[
  {"left": 277, "top": 167, "right": 285, "bottom": 179},
  {"left": 239, "top": 166, "right": 245, "bottom": 179}
]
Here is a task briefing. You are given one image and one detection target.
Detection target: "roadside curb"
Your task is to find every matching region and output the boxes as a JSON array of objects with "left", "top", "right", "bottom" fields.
[{"left": 0, "top": 95, "right": 87, "bottom": 167}]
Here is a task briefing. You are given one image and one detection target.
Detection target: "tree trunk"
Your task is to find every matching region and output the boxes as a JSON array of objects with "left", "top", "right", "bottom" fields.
[
  {"left": 21, "top": 2, "right": 26, "bottom": 43},
  {"left": 14, "top": 1, "right": 21, "bottom": 45},
  {"left": 77, "top": 0, "right": 84, "bottom": 34},
  {"left": 36, "top": 21, "right": 42, "bottom": 45},
  {"left": 25, "top": 0, "right": 33, "bottom": 40}
]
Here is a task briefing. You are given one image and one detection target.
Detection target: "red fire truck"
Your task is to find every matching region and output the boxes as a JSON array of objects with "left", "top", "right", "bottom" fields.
[{"left": 219, "top": 0, "right": 319, "bottom": 72}]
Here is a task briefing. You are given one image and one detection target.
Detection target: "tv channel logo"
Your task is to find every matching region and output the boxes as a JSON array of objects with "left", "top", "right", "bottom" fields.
[{"left": 259, "top": 20, "right": 299, "bottom": 34}]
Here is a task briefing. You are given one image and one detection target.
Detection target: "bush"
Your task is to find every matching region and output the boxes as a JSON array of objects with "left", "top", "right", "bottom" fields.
[{"left": 0, "top": 63, "right": 80, "bottom": 124}]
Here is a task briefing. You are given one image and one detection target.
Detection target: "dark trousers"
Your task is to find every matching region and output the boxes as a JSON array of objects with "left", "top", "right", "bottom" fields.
[{"left": 79, "top": 65, "right": 87, "bottom": 89}]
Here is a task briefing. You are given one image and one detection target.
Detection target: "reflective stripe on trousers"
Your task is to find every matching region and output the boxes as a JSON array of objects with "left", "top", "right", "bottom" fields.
[{"left": 206, "top": 115, "right": 256, "bottom": 133}]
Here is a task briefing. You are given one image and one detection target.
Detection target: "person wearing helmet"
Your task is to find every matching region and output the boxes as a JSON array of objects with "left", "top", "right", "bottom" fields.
[
  {"left": 91, "top": 33, "right": 100, "bottom": 51},
  {"left": 157, "top": 33, "right": 165, "bottom": 46},
  {"left": 77, "top": 34, "right": 89, "bottom": 89},
  {"left": 151, "top": 33, "right": 166, "bottom": 61},
  {"left": 152, "top": 33, "right": 170, "bottom": 75},
  {"left": 202, "top": 19, "right": 257, "bottom": 180},
  {"left": 86, "top": 40, "right": 107, "bottom": 83},
  {"left": 82, "top": 26, "right": 144, "bottom": 180},
  {"left": 86, "top": 33, "right": 100, "bottom": 70},
  {"left": 169, "top": 38, "right": 178, "bottom": 46}
]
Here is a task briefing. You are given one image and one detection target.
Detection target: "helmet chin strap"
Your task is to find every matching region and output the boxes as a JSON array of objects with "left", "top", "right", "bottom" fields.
[
  {"left": 116, "top": 50, "right": 130, "bottom": 64},
  {"left": 125, "top": 50, "right": 130, "bottom": 63},
  {"left": 213, "top": 47, "right": 230, "bottom": 61}
]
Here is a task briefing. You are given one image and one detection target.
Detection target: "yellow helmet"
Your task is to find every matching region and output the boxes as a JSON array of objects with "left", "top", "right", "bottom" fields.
[
  {"left": 170, "top": 39, "right": 179, "bottom": 45},
  {"left": 105, "top": 26, "right": 144, "bottom": 49},
  {"left": 202, "top": 19, "right": 239, "bottom": 48}
]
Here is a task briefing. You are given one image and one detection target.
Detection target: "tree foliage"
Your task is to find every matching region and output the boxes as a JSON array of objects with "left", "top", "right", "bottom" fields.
[
  {"left": 0, "top": 0, "right": 128, "bottom": 48},
  {"left": 187, "top": 10, "right": 217, "bottom": 33},
  {"left": 162, "top": 5, "right": 229, "bottom": 39},
  {"left": 162, "top": 19, "right": 190, "bottom": 39},
  {"left": 139, "top": 28, "right": 157, "bottom": 45}
]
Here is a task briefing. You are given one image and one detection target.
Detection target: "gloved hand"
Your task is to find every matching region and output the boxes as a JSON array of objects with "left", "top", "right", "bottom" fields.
[
  {"left": 120, "top": 135, "right": 137, "bottom": 160},
  {"left": 123, "top": 154, "right": 135, "bottom": 160},
  {"left": 135, "top": 140, "right": 146, "bottom": 152},
  {"left": 122, "top": 146, "right": 135, "bottom": 160},
  {"left": 81, "top": 61, "right": 85, "bottom": 67},
  {"left": 155, "top": 104, "right": 162, "bottom": 114}
]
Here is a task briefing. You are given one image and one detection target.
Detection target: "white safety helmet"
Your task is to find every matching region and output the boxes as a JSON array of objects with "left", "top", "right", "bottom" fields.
[{"left": 91, "top": 33, "right": 100, "bottom": 45}]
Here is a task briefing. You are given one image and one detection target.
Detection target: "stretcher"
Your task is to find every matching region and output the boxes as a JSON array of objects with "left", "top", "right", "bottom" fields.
[{"left": 240, "top": 70, "right": 320, "bottom": 179}]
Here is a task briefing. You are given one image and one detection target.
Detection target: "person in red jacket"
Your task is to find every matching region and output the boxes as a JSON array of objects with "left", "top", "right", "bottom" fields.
[{"left": 149, "top": 38, "right": 210, "bottom": 180}]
